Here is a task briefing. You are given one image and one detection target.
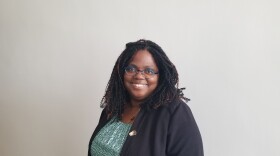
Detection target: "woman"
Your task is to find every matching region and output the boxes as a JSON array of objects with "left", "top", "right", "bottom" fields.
[{"left": 88, "top": 39, "right": 203, "bottom": 156}]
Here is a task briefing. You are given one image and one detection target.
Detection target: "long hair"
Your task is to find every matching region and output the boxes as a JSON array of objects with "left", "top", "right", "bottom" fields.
[{"left": 100, "top": 39, "right": 189, "bottom": 119}]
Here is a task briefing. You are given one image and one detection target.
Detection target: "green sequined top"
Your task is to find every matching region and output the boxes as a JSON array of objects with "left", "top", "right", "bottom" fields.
[{"left": 90, "top": 118, "right": 132, "bottom": 156}]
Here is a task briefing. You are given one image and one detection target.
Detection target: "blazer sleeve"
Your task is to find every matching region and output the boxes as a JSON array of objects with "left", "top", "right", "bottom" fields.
[
  {"left": 88, "top": 109, "right": 108, "bottom": 156},
  {"left": 166, "top": 102, "right": 204, "bottom": 156}
]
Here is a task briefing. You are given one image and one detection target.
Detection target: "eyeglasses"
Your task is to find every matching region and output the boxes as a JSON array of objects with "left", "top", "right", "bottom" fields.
[{"left": 124, "top": 65, "right": 159, "bottom": 79}]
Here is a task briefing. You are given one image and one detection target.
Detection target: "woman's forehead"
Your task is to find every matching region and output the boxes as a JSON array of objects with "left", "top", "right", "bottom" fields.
[{"left": 128, "top": 50, "right": 157, "bottom": 68}]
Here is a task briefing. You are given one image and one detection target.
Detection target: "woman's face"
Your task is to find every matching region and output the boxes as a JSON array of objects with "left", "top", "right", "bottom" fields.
[{"left": 124, "top": 50, "right": 159, "bottom": 104}]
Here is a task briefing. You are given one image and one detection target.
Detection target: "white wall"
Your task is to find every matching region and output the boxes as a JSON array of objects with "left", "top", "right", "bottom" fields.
[{"left": 1, "top": 0, "right": 279, "bottom": 156}]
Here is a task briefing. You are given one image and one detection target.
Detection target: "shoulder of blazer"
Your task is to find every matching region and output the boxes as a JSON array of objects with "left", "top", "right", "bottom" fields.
[{"left": 160, "top": 99, "right": 189, "bottom": 115}]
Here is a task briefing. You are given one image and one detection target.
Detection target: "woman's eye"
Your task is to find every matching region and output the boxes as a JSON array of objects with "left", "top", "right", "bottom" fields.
[
  {"left": 126, "top": 66, "right": 136, "bottom": 72},
  {"left": 145, "top": 68, "right": 155, "bottom": 75}
]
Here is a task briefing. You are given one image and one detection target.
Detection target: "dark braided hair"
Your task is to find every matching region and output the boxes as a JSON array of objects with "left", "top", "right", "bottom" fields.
[{"left": 100, "top": 39, "right": 189, "bottom": 119}]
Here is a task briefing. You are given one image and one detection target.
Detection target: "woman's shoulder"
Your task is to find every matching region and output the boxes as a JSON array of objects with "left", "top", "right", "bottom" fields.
[
  {"left": 161, "top": 99, "right": 192, "bottom": 115},
  {"left": 148, "top": 99, "right": 194, "bottom": 123}
]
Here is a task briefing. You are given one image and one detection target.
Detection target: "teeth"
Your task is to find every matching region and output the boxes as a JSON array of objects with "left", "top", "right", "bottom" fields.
[{"left": 133, "top": 84, "right": 147, "bottom": 88}]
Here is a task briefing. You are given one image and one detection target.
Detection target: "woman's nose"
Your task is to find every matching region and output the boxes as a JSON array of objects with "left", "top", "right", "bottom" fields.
[{"left": 133, "top": 70, "right": 146, "bottom": 79}]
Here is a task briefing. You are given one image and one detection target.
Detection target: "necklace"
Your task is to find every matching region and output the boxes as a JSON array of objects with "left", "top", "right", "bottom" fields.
[{"left": 122, "top": 107, "right": 141, "bottom": 124}]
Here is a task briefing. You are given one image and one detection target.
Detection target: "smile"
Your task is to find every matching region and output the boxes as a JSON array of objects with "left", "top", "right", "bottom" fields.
[{"left": 131, "top": 83, "right": 148, "bottom": 89}]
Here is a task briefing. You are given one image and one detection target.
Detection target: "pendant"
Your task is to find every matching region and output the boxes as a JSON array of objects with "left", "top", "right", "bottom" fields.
[{"left": 129, "top": 130, "right": 137, "bottom": 136}]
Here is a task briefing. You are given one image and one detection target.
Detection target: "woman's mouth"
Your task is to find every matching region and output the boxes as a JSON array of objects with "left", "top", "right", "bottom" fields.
[{"left": 131, "top": 83, "right": 148, "bottom": 89}]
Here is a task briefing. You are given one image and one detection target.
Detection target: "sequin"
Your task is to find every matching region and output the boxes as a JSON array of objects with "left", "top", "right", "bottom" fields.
[{"left": 90, "top": 118, "right": 132, "bottom": 156}]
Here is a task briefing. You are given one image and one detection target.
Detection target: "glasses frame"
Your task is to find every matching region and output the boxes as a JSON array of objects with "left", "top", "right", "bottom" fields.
[{"left": 124, "top": 65, "right": 159, "bottom": 79}]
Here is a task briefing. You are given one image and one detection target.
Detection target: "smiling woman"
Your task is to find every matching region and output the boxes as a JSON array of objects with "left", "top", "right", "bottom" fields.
[{"left": 88, "top": 39, "right": 203, "bottom": 156}]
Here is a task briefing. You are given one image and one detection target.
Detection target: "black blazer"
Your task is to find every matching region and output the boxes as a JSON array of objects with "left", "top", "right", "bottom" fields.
[{"left": 88, "top": 100, "right": 204, "bottom": 156}]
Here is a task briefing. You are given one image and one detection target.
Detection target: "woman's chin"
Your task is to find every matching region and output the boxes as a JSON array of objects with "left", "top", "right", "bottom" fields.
[{"left": 130, "top": 95, "right": 147, "bottom": 103}]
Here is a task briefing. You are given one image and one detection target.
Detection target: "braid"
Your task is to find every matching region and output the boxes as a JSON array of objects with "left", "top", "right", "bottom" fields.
[{"left": 100, "top": 39, "right": 190, "bottom": 119}]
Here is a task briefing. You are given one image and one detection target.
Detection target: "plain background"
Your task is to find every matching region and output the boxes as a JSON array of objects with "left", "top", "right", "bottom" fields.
[{"left": 1, "top": 0, "right": 279, "bottom": 156}]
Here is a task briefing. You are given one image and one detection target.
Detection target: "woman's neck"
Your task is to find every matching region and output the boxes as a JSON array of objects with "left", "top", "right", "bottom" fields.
[
  {"left": 129, "top": 99, "right": 142, "bottom": 108},
  {"left": 122, "top": 102, "right": 141, "bottom": 123}
]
